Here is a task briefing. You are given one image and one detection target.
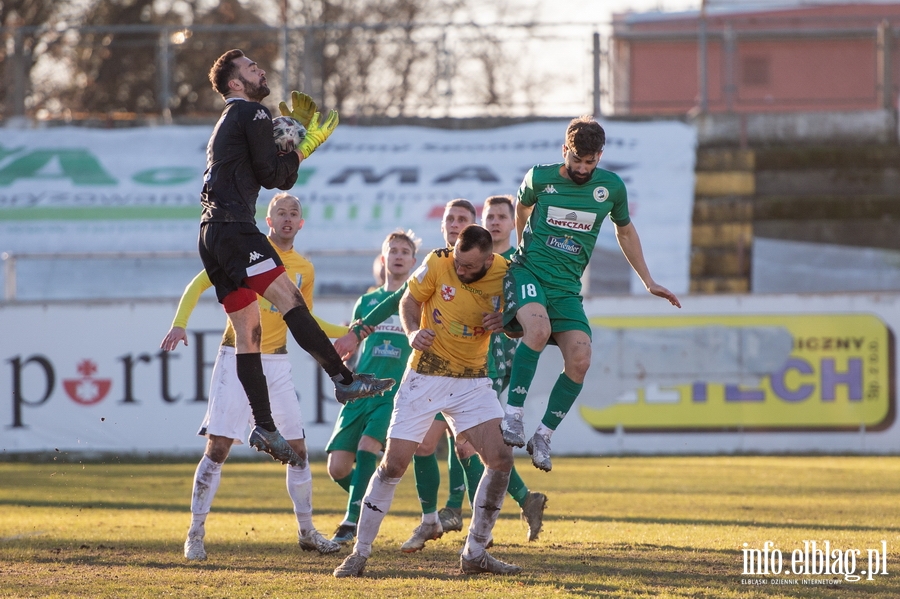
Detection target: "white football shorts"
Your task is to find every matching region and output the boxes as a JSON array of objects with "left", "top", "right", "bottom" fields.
[
  {"left": 198, "top": 347, "right": 305, "bottom": 443},
  {"left": 387, "top": 370, "right": 504, "bottom": 443}
]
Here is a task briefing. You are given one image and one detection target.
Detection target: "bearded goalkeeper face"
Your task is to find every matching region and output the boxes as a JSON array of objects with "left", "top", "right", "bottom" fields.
[{"left": 232, "top": 55, "right": 270, "bottom": 102}]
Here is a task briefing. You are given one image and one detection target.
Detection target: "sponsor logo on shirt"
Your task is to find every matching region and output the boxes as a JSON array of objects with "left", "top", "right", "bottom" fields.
[
  {"left": 441, "top": 284, "right": 456, "bottom": 302},
  {"left": 253, "top": 109, "right": 269, "bottom": 121},
  {"left": 593, "top": 186, "right": 609, "bottom": 202},
  {"left": 461, "top": 282, "right": 482, "bottom": 295},
  {"left": 546, "top": 235, "right": 583, "bottom": 255},
  {"left": 371, "top": 340, "right": 403, "bottom": 359},
  {"left": 546, "top": 206, "right": 597, "bottom": 232}
]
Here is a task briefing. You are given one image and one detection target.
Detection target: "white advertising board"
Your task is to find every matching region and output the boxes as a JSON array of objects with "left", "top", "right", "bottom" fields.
[
  {"left": 0, "top": 120, "right": 696, "bottom": 295},
  {"left": 1, "top": 293, "right": 897, "bottom": 456}
]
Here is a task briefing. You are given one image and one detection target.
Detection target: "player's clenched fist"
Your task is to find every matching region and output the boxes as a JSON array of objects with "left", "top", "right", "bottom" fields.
[
  {"left": 407, "top": 328, "right": 436, "bottom": 351},
  {"left": 297, "top": 110, "right": 339, "bottom": 159}
]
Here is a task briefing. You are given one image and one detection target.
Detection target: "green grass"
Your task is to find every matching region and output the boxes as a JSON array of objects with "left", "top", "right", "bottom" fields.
[{"left": 1, "top": 455, "right": 898, "bottom": 598}]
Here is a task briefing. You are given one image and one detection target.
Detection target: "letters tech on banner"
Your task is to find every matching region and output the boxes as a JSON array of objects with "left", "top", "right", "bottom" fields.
[{"left": 580, "top": 314, "right": 895, "bottom": 433}]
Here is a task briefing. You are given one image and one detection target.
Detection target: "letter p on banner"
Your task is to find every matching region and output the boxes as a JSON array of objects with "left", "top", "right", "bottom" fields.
[{"left": 867, "top": 541, "right": 889, "bottom": 580}]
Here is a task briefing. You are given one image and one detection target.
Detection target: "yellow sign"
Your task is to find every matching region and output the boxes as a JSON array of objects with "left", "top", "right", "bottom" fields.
[{"left": 580, "top": 314, "right": 894, "bottom": 432}]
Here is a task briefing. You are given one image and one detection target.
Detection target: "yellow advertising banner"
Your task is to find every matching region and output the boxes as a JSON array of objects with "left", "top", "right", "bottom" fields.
[{"left": 580, "top": 314, "right": 894, "bottom": 432}]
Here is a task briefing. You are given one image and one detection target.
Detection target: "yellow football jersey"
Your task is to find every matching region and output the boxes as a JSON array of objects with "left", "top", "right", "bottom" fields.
[
  {"left": 171, "top": 240, "right": 347, "bottom": 354},
  {"left": 221, "top": 243, "right": 314, "bottom": 353},
  {"left": 408, "top": 248, "right": 507, "bottom": 377}
]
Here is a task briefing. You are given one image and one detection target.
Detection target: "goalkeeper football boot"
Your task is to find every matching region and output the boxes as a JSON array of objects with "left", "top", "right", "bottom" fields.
[
  {"left": 248, "top": 426, "right": 305, "bottom": 467},
  {"left": 333, "top": 373, "right": 396, "bottom": 405}
]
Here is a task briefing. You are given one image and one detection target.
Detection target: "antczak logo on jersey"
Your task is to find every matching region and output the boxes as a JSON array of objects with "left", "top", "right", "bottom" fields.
[
  {"left": 546, "top": 235, "right": 583, "bottom": 255},
  {"left": 545, "top": 206, "right": 597, "bottom": 232}
]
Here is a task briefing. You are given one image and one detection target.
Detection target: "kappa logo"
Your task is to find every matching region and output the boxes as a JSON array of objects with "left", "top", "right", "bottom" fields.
[
  {"left": 249, "top": 251, "right": 263, "bottom": 262},
  {"left": 441, "top": 284, "right": 456, "bottom": 302},
  {"left": 364, "top": 501, "right": 384, "bottom": 513},
  {"left": 543, "top": 185, "right": 558, "bottom": 194},
  {"left": 551, "top": 410, "right": 568, "bottom": 419},
  {"left": 367, "top": 298, "right": 380, "bottom": 307},
  {"left": 512, "top": 386, "right": 528, "bottom": 394},
  {"left": 253, "top": 109, "right": 269, "bottom": 121}
]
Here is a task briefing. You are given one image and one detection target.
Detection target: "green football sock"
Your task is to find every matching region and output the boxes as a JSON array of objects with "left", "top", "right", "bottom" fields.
[
  {"left": 507, "top": 464, "right": 529, "bottom": 507},
  {"left": 445, "top": 436, "right": 466, "bottom": 509},
  {"left": 542, "top": 372, "right": 583, "bottom": 430},
  {"left": 413, "top": 453, "right": 440, "bottom": 514},
  {"left": 507, "top": 342, "right": 542, "bottom": 408},
  {"left": 460, "top": 454, "right": 485, "bottom": 506},
  {"left": 334, "top": 472, "right": 353, "bottom": 493},
  {"left": 346, "top": 449, "right": 378, "bottom": 523}
]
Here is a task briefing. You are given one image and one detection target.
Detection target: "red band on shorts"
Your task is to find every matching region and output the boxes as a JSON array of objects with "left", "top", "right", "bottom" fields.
[
  {"left": 222, "top": 288, "right": 257, "bottom": 313},
  {"left": 245, "top": 264, "right": 285, "bottom": 296}
]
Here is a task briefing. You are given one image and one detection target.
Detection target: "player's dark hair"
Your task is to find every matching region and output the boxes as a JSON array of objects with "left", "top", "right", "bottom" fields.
[
  {"left": 445, "top": 198, "right": 477, "bottom": 221},
  {"left": 209, "top": 49, "right": 245, "bottom": 96},
  {"left": 566, "top": 116, "right": 606, "bottom": 157},
  {"left": 484, "top": 195, "right": 514, "bottom": 216},
  {"left": 456, "top": 225, "right": 493, "bottom": 254}
]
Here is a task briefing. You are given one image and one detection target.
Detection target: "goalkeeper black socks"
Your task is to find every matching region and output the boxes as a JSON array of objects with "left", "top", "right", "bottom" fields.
[
  {"left": 283, "top": 305, "right": 353, "bottom": 383},
  {"left": 235, "top": 352, "right": 275, "bottom": 431}
]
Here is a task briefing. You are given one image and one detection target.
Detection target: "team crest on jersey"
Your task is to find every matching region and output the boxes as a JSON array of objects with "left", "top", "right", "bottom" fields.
[
  {"left": 593, "top": 186, "right": 609, "bottom": 202},
  {"left": 441, "top": 284, "right": 456, "bottom": 302}
]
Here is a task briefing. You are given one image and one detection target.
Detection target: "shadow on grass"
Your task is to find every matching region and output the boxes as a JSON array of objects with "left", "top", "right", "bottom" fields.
[{"left": 543, "top": 512, "right": 900, "bottom": 534}]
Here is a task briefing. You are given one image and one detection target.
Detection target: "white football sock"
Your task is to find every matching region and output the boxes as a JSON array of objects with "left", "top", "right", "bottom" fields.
[
  {"left": 286, "top": 463, "right": 314, "bottom": 534},
  {"left": 462, "top": 467, "right": 509, "bottom": 560},
  {"left": 354, "top": 468, "right": 401, "bottom": 558},
  {"left": 188, "top": 455, "right": 222, "bottom": 536}
]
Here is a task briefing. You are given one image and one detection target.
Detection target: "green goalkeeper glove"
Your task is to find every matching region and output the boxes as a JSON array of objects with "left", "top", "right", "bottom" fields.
[
  {"left": 278, "top": 91, "right": 318, "bottom": 129},
  {"left": 297, "top": 110, "right": 339, "bottom": 159}
]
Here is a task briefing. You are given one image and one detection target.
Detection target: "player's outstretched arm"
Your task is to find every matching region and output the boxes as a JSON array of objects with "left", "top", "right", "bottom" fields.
[
  {"left": 161, "top": 271, "right": 214, "bottom": 351},
  {"left": 615, "top": 221, "right": 681, "bottom": 308}
]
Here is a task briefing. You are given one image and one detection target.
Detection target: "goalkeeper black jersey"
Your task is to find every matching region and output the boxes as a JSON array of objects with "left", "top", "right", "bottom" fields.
[{"left": 200, "top": 98, "right": 300, "bottom": 224}]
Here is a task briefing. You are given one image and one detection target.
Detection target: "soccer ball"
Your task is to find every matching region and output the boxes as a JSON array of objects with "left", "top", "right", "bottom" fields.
[{"left": 272, "top": 116, "right": 306, "bottom": 154}]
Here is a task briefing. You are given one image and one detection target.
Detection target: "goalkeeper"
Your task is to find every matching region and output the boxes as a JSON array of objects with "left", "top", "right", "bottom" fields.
[{"left": 197, "top": 49, "right": 394, "bottom": 468}]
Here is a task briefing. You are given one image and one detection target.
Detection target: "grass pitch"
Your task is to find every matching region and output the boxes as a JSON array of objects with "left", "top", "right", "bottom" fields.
[{"left": 0, "top": 455, "right": 898, "bottom": 598}]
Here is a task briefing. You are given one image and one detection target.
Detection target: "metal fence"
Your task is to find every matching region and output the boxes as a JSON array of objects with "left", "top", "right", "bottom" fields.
[{"left": 1, "top": 21, "right": 607, "bottom": 124}]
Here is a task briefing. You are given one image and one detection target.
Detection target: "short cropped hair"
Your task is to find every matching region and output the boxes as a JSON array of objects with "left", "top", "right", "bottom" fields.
[
  {"left": 445, "top": 198, "right": 477, "bottom": 221},
  {"left": 456, "top": 224, "right": 493, "bottom": 254},
  {"left": 483, "top": 195, "right": 514, "bottom": 216},
  {"left": 268, "top": 192, "right": 302, "bottom": 218},
  {"left": 209, "top": 49, "right": 244, "bottom": 96},
  {"left": 566, "top": 116, "right": 606, "bottom": 157},
  {"left": 382, "top": 228, "right": 421, "bottom": 256}
]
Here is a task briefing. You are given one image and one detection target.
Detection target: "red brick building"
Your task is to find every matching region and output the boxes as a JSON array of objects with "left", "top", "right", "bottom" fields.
[{"left": 611, "top": 3, "right": 900, "bottom": 115}]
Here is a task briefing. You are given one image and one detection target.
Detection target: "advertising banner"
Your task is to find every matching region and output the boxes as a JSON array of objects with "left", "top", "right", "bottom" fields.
[
  {"left": 0, "top": 120, "right": 696, "bottom": 295},
  {"left": 1, "top": 293, "right": 898, "bottom": 456}
]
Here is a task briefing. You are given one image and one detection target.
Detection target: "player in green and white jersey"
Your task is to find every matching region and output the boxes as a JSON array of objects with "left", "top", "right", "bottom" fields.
[
  {"left": 482, "top": 195, "right": 548, "bottom": 541},
  {"left": 501, "top": 116, "right": 682, "bottom": 472},
  {"left": 325, "top": 229, "right": 420, "bottom": 544}
]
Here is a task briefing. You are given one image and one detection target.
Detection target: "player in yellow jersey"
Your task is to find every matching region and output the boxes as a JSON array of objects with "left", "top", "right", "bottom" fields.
[
  {"left": 334, "top": 225, "right": 522, "bottom": 578},
  {"left": 161, "top": 193, "right": 349, "bottom": 561}
]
